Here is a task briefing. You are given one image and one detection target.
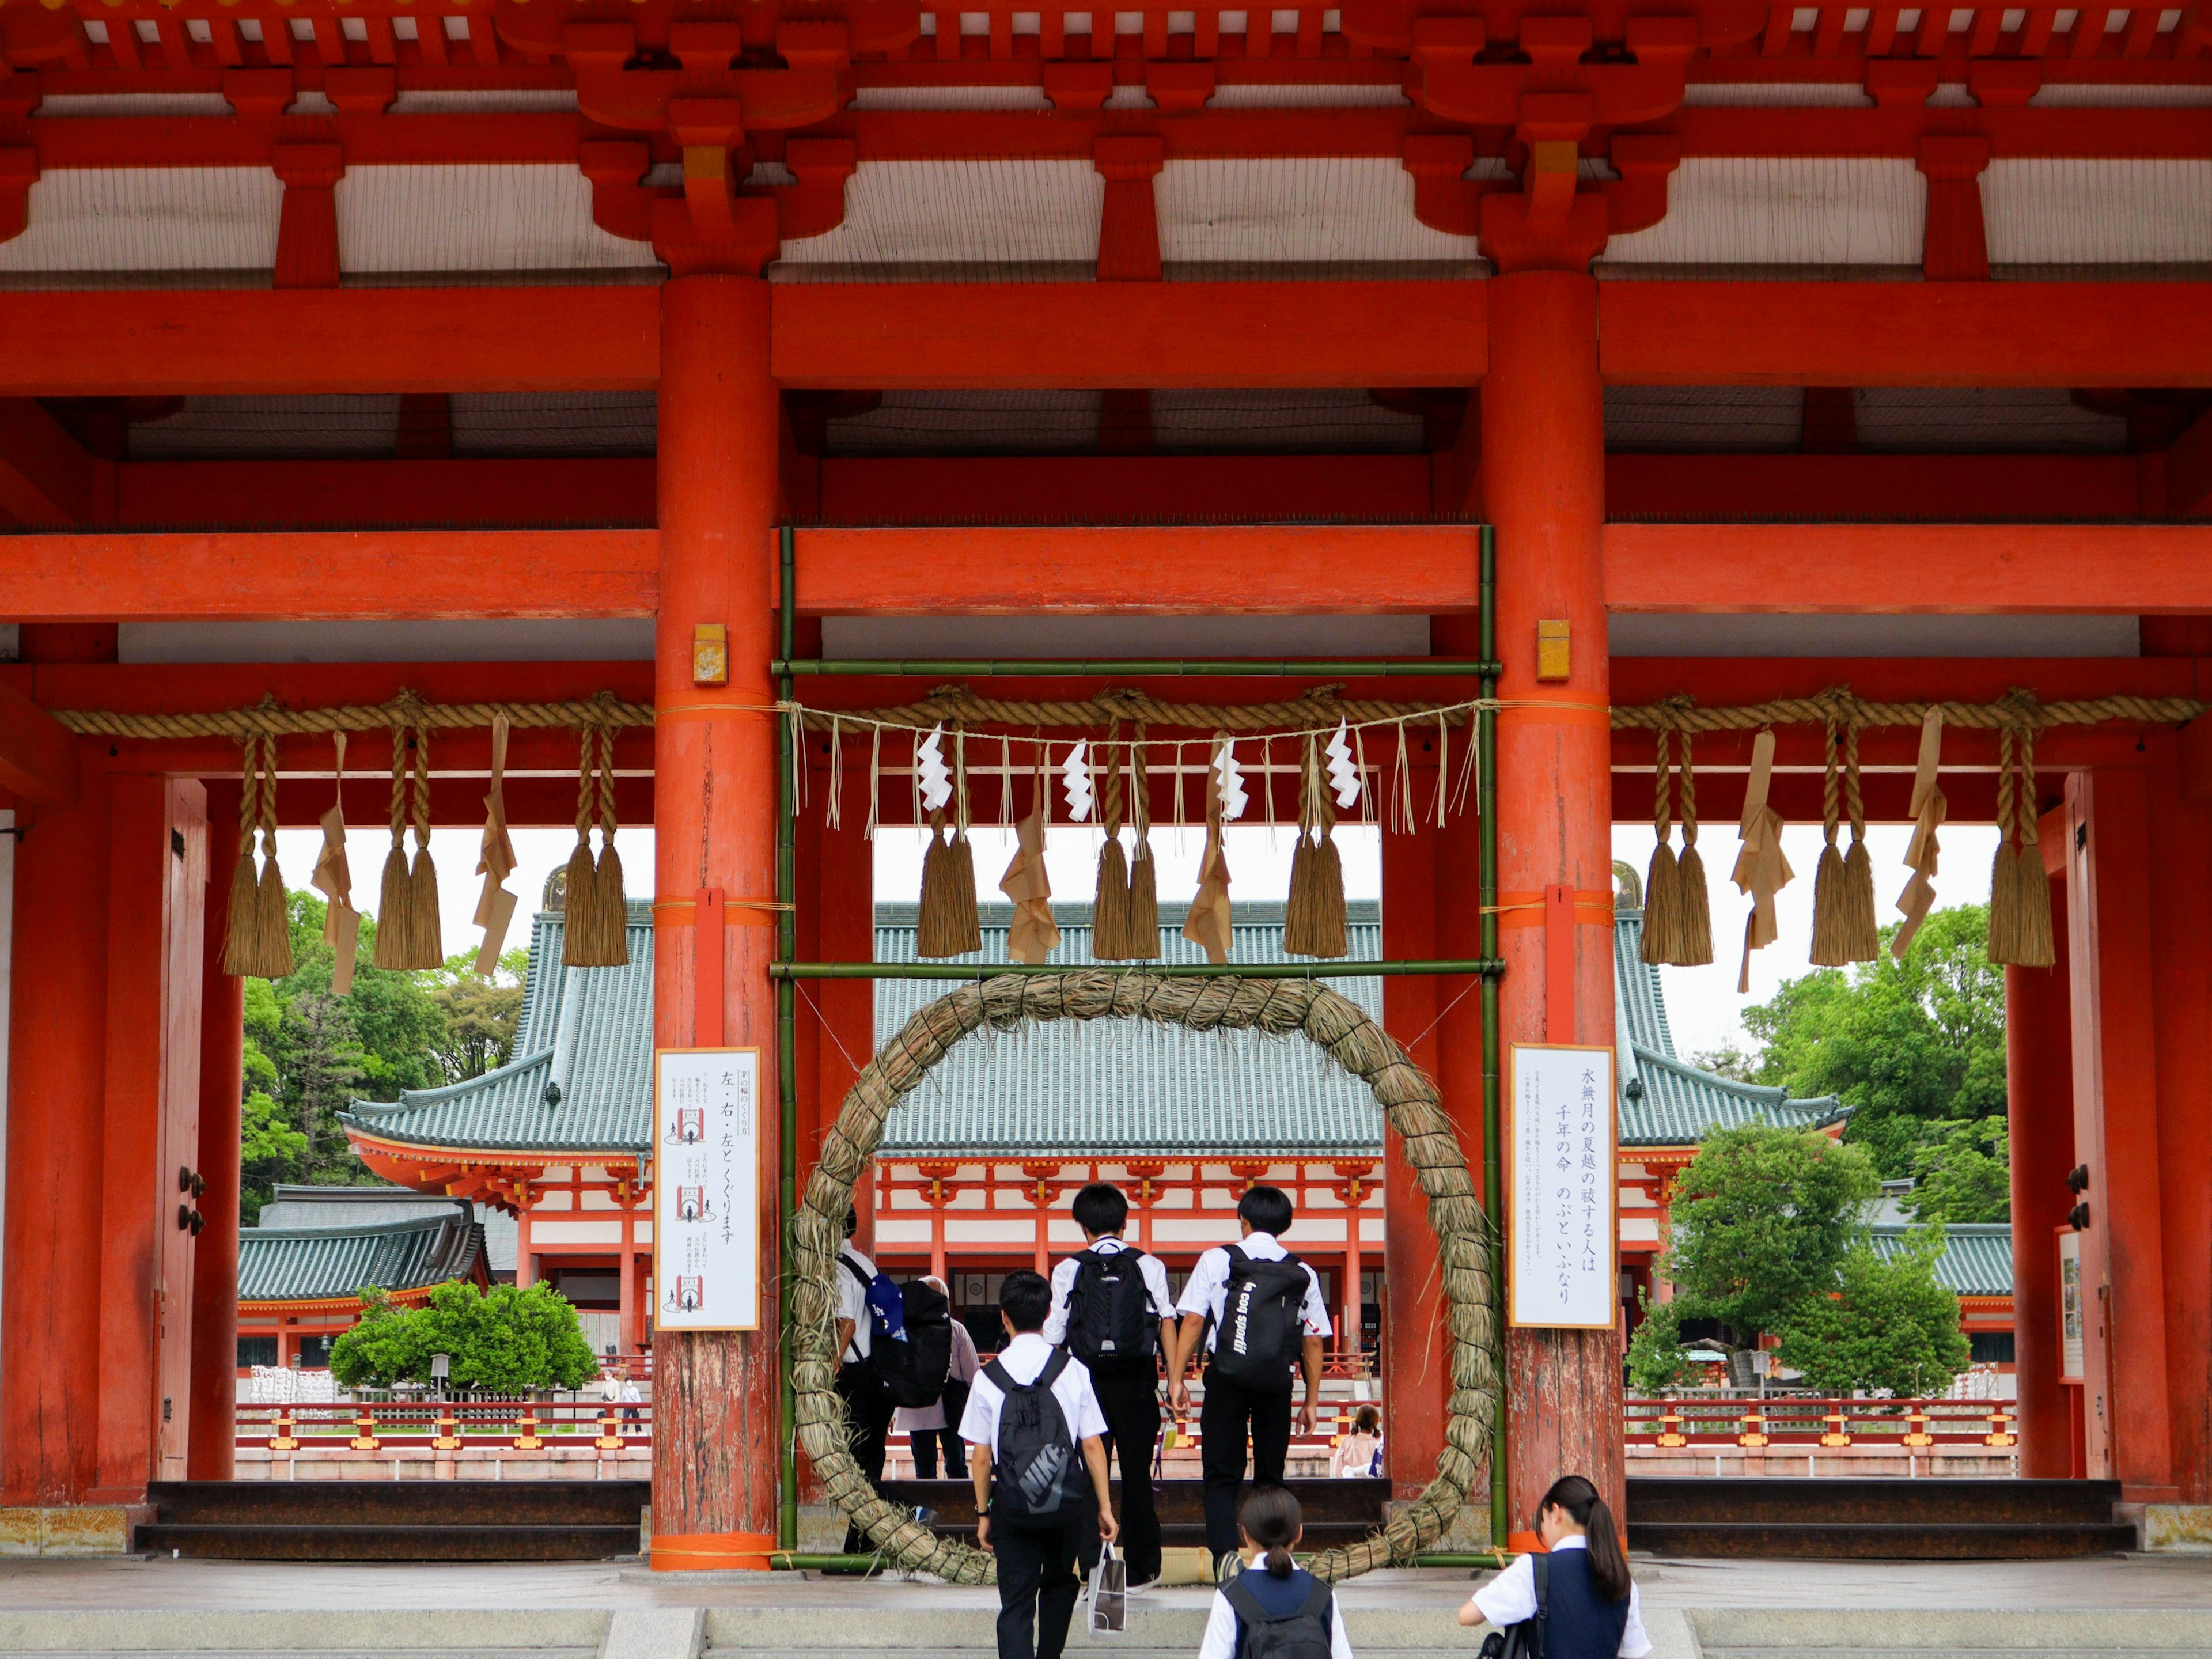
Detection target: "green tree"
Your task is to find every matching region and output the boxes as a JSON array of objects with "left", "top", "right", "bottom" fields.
[
  {"left": 1661, "top": 1123, "right": 1880, "bottom": 1383},
  {"left": 329, "top": 1280, "right": 597, "bottom": 1392},
  {"left": 422, "top": 949, "right": 528, "bottom": 1084},
  {"left": 1907, "top": 1118, "right": 2010, "bottom": 1224},
  {"left": 1775, "top": 1226, "right": 1972, "bottom": 1397},
  {"left": 1626, "top": 1294, "right": 1696, "bottom": 1393},
  {"left": 238, "top": 1091, "right": 310, "bottom": 1225},
  {"left": 1741, "top": 904, "right": 2007, "bottom": 1179}
]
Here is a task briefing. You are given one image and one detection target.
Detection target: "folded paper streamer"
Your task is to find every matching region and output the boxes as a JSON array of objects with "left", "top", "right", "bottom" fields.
[
  {"left": 1285, "top": 734, "right": 1348, "bottom": 959},
  {"left": 225, "top": 732, "right": 294, "bottom": 980},
  {"left": 472, "top": 715, "right": 519, "bottom": 979},
  {"left": 312, "top": 732, "right": 362, "bottom": 994},
  {"left": 999, "top": 788, "right": 1059, "bottom": 966},
  {"left": 1808, "top": 722, "right": 1880, "bottom": 967},
  {"left": 1987, "top": 719, "right": 2056, "bottom": 968},
  {"left": 563, "top": 726, "right": 630, "bottom": 968},
  {"left": 915, "top": 725, "right": 952, "bottom": 817},
  {"left": 1641, "top": 729, "right": 1714, "bottom": 968},
  {"left": 1892, "top": 710, "right": 1947, "bottom": 959},
  {"left": 917, "top": 729, "right": 982, "bottom": 960},
  {"left": 1325, "top": 719, "right": 1362, "bottom": 812},
  {"left": 1182, "top": 733, "right": 1236, "bottom": 964},
  {"left": 1061, "top": 740, "right": 1093, "bottom": 823},
  {"left": 1730, "top": 728, "right": 1793, "bottom": 994}
]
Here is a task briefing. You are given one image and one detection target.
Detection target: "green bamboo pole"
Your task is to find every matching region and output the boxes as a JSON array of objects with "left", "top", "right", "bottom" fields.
[
  {"left": 773, "top": 658, "right": 1501, "bottom": 679},
  {"left": 1477, "top": 524, "right": 1507, "bottom": 1548},
  {"left": 777, "top": 525, "right": 800, "bottom": 1551},
  {"left": 770, "top": 959, "right": 1505, "bottom": 982}
]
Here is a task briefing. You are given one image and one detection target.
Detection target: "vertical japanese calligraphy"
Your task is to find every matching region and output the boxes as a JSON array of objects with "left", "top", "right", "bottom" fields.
[
  {"left": 653, "top": 1047, "right": 762, "bottom": 1332},
  {"left": 1507, "top": 1043, "right": 1618, "bottom": 1330}
]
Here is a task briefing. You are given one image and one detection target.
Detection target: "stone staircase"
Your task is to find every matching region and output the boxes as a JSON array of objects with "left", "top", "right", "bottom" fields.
[
  {"left": 1627, "top": 1477, "right": 2134, "bottom": 1559},
  {"left": 876, "top": 1476, "right": 1391, "bottom": 1553},
  {"left": 134, "top": 1479, "right": 648, "bottom": 1561}
]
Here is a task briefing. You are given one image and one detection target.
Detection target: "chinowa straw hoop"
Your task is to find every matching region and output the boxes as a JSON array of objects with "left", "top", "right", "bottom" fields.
[{"left": 791, "top": 972, "right": 1499, "bottom": 1584}]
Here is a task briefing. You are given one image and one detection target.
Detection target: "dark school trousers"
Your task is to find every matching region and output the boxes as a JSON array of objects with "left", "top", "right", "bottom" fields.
[
  {"left": 1090, "top": 1365, "right": 1164, "bottom": 1584},
  {"left": 991, "top": 1516, "right": 1087, "bottom": 1659},
  {"left": 1198, "top": 1365, "right": 1294, "bottom": 1561},
  {"left": 836, "top": 1361, "right": 896, "bottom": 1552},
  {"left": 911, "top": 1425, "right": 966, "bottom": 1480}
]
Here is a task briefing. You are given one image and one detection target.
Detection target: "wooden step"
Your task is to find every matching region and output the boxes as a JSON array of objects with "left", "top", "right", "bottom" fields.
[
  {"left": 880, "top": 1477, "right": 1390, "bottom": 1528},
  {"left": 145, "top": 1479, "right": 649, "bottom": 1528},
  {"left": 1627, "top": 1477, "right": 2122, "bottom": 1529},
  {"left": 135, "top": 1522, "right": 643, "bottom": 1562},
  {"left": 1627, "top": 1520, "right": 2137, "bottom": 1560}
]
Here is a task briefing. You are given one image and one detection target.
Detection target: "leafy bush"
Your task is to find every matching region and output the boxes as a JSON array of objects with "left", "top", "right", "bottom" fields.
[
  {"left": 329, "top": 1280, "right": 599, "bottom": 1392},
  {"left": 1776, "top": 1226, "right": 1972, "bottom": 1397}
]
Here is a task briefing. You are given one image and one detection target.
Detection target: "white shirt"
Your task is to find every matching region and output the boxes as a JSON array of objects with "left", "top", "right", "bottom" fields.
[
  {"left": 895, "top": 1320, "right": 980, "bottom": 1432},
  {"left": 1044, "top": 1237, "right": 1177, "bottom": 1345},
  {"left": 838, "top": 1244, "right": 879, "bottom": 1362},
  {"left": 1198, "top": 1575, "right": 1355, "bottom": 1659},
  {"left": 958, "top": 1332, "right": 1108, "bottom": 1452},
  {"left": 1175, "top": 1233, "right": 1334, "bottom": 1353},
  {"left": 1468, "top": 1537, "right": 1651, "bottom": 1659}
]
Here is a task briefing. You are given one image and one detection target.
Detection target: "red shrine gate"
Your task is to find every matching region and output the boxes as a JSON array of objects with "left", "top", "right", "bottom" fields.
[{"left": 1, "top": 0, "right": 2210, "bottom": 1561}]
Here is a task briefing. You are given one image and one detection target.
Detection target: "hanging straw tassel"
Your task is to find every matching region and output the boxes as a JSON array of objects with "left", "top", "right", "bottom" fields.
[
  {"left": 1285, "top": 736, "right": 1348, "bottom": 959},
  {"left": 2005, "top": 723, "right": 2056, "bottom": 968},
  {"left": 1092, "top": 721, "right": 1137, "bottom": 959},
  {"left": 589, "top": 725, "right": 630, "bottom": 967},
  {"left": 1833, "top": 725, "right": 1881, "bottom": 963},
  {"left": 1986, "top": 725, "right": 2023, "bottom": 966},
  {"left": 916, "top": 787, "right": 980, "bottom": 960},
  {"left": 224, "top": 734, "right": 293, "bottom": 979},
  {"left": 562, "top": 728, "right": 617, "bottom": 967},
  {"left": 402, "top": 725, "right": 443, "bottom": 969},
  {"left": 374, "top": 726, "right": 417, "bottom": 971},
  {"left": 1808, "top": 723, "right": 1853, "bottom": 968},
  {"left": 947, "top": 729, "right": 981, "bottom": 953},
  {"left": 1123, "top": 724, "right": 1160, "bottom": 960},
  {"left": 1671, "top": 733, "right": 1715, "bottom": 967},
  {"left": 471, "top": 717, "right": 518, "bottom": 979},
  {"left": 1639, "top": 729, "right": 1681, "bottom": 965}
]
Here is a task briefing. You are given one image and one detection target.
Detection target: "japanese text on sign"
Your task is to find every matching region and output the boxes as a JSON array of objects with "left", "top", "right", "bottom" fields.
[
  {"left": 1508, "top": 1043, "right": 1617, "bottom": 1330},
  {"left": 653, "top": 1048, "right": 761, "bottom": 1332}
]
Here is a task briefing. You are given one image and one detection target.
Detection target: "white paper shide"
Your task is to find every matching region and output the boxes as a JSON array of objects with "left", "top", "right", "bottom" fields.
[
  {"left": 654, "top": 1048, "right": 762, "bottom": 1332},
  {"left": 1509, "top": 1044, "right": 1617, "bottom": 1330}
]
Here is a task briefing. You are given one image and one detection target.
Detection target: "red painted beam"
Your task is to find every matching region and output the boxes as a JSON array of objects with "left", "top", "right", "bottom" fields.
[
  {"left": 0, "top": 400, "right": 104, "bottom": 525},
  {"left": 0, "top": 679, "right": 81, "bottom": 806},
  {"left": 819, "top": 456, "right": 1437, "bottom": 527},
  {"left": 1599, "top": 283, "right": 2212, "bottom": 388},
  {"left": 791, "top": 523, "right": 1479, "bottom": 613},
  {"left": 0, "top": 529, "right": 658, "bottom": 620},
  {"left": 1603, "top": 522, "right": 2212, "bottom": 613},
  {"left": 0, "top": 289, "right": 660, "bottom": 397},
  {"left": 1607, "top": 453, "right": 2145, "bottom": 525},
  {"left": 117, "top": 459, "right": 657, "bottom": 529},
  {"left": 771, "top": 282, "right": 1489, "bottom": 390},
  {"left": 2164, "top": 408, "right": 2212, "bottom": 517}
]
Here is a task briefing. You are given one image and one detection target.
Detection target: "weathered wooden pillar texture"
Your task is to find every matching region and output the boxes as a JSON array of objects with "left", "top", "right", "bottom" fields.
[
  {"left": 188, "top": 779, "right": 245, "bottom": 1482},
  {"left": 652, "top": 272, "right": 784, "bottom": 1551}
]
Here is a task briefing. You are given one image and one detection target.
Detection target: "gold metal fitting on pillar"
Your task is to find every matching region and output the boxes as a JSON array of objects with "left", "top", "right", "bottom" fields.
[
  {"left": 692, "top": 623, "right": 729, "bottom": 687},
  {"left": 1536, "top": 619, "right": 1571, "bottom": 681}
]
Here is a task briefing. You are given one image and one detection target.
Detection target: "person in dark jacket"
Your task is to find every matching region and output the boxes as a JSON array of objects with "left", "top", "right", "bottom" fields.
[{"left": 1459, "top": 1475, "right": 1650, "bottom": 1659}]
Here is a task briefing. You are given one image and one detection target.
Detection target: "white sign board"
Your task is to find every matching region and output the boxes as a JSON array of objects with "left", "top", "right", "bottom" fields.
[
  {"left": 653, "top": 1047, "right": 762, "bottom": 1332},
  {"left": 2058, "top": 1229, "right": 2084, "bottom": 1382},
  {"left": 1508, "top": 1043, "right": 1618, "bottom": 1330}
]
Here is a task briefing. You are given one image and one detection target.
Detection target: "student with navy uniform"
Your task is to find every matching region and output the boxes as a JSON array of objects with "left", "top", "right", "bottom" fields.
[
  {"left": 963, "top": 1270, "right": 1121, "bottom": 1659},
  {"left": 1166, "top": 1185, "right": 1334, "bottom": 1575},
  {"left": 1044, "top": 1182, "right": 1178, "bottom": 1592},
  {"left": 1197, "top": 1487, "right": 1354, "bottom": 1659},
  {"left": 1458, "top": 1475, "right": 1651, "bottom": 1659}
]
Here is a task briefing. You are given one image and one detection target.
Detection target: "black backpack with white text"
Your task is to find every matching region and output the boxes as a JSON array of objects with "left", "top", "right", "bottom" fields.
[{"left": 1066, "top": 1247, "right": 1158, "bottom": 1376}]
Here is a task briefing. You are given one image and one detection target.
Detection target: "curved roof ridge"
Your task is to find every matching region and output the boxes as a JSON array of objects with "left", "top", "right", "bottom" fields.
[{"left": 343, "top": 1046, "right": 555, "bottom": 1122}]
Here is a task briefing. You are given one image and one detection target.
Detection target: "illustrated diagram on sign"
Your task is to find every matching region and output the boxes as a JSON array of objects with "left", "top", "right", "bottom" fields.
[
  {"left": 665, "top": 1275, "right": 704, "bottom": 1313},
  {"left": 654, "top": 1048, "right": 762, "bottom": 1332},
  {"left": 667, "top": 1105, "right": 705, "bottom": 1145},
  {"left": 676, "top": 1185, "right": 712, "bottom": 1222}
]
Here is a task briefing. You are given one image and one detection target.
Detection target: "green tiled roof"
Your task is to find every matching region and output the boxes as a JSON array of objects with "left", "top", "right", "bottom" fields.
[
  {"left": 875, "top": 901, "right": 1385, "bottom": 1157},
  {"left": 338, "top": 901, "right": 655, "bottom": 1156},
  {"left": 238, "top": 1211, "right": 486, "bottom": 1304},
  {"left": 1870, "top": 1223, "right": 2014, "bottom": 1297},
  {"left": 1613, "top": 906, "right": 1847, "bottom": 1149}
]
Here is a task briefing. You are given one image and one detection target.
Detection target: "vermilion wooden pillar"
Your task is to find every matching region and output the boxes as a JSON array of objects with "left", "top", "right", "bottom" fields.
[
  {"left": 2145, "top": 749, "right": 2212, "bottom": 1503},
  {"left": 2063, "top": 767, "right": 2177, "bottom": 1499},
  {"left": 815, "top": 746, "right": 873, "bottom": 1232},
  {"left": 1378, "top": 804, "right": 1447, "bottom": 1498},
  {"left": 652, "top": 272, "right": 783, "bottom": 1560},
  {"left": 187, "top": 779, "right": 245, "bottom": 1481},
  {"left": 1482, "top": 269, "right": 1623, "bottom": 1522},
  {"left": 1, "top": 760, "right": 108, "bottom": 1505},
  {"left": 2005, "top": 818, "right": 2074, "bottom": 1481}
]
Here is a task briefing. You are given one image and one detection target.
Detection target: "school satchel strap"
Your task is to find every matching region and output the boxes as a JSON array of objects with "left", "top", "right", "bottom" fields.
[
  {"left": 1222, "top": 1576, "right": 1267, "bottom": 1628},
  {"left": 984, "top": 1358, "right": 1017, "bottom": 1393},
  {"left": 839, "top": 1253, "right": 872, "bottom": 1291},
  {"left": 1298, "top": 1581, "right": 1333, "bottom": 1625}
]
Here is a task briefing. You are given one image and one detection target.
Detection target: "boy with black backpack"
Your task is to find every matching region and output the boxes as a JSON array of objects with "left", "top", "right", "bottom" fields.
[
  {"left": 1168, "top": 1185, "right": 1333, "bottom": 1575},
  {"left": 1043, "top": 1182, "right": 1177, "bottom": 1592},
  {"left": 835, "top": 1208, "right": 901, "bottom": 1554},
  {"left": 960, "top": 1271, "right": 1120, "bottom": 1659}
]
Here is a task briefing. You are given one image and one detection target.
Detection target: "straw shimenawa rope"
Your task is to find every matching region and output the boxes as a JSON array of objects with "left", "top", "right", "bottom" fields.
[{"left": 792, "top": 973, "right": 1500, "bottom": 1585}]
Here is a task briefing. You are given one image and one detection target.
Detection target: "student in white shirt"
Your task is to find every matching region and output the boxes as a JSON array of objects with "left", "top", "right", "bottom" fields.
[
  {"left": 1166, "top": 1185, "right": 1333, "bottom": 1573},
  {"left": 1044, "top": 1183, "right": 1178, "bottom": 1592},
  {"left": 960, "top": 1270, "right": 1119, "bottom": 1659},
  {"left": 834, "top": 1207, "right": 896, "bottom": 1554},
  {"left": 1459, "top": 1476, "right": 1650, "bottom": 1659},
  {"left": 896, "top": 1274, "right": 982, "bottom": 1478},
  {"left": 1198, "top": 1487, "right": 1355, "bottom": 1659}
]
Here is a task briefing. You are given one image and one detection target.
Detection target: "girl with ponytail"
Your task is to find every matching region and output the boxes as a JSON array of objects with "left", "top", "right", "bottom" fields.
[
  {"left": 1457, "top": 1475, "right": 1650, "bottom": 1658},
  {"left": 1197, "top": 1488, "right": 1353, "bottom": 1659}
]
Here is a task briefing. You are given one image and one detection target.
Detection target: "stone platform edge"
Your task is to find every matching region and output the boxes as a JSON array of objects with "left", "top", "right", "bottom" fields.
[{"left": 0, "top": 1508, "right": 151, "bottom": 1559}]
